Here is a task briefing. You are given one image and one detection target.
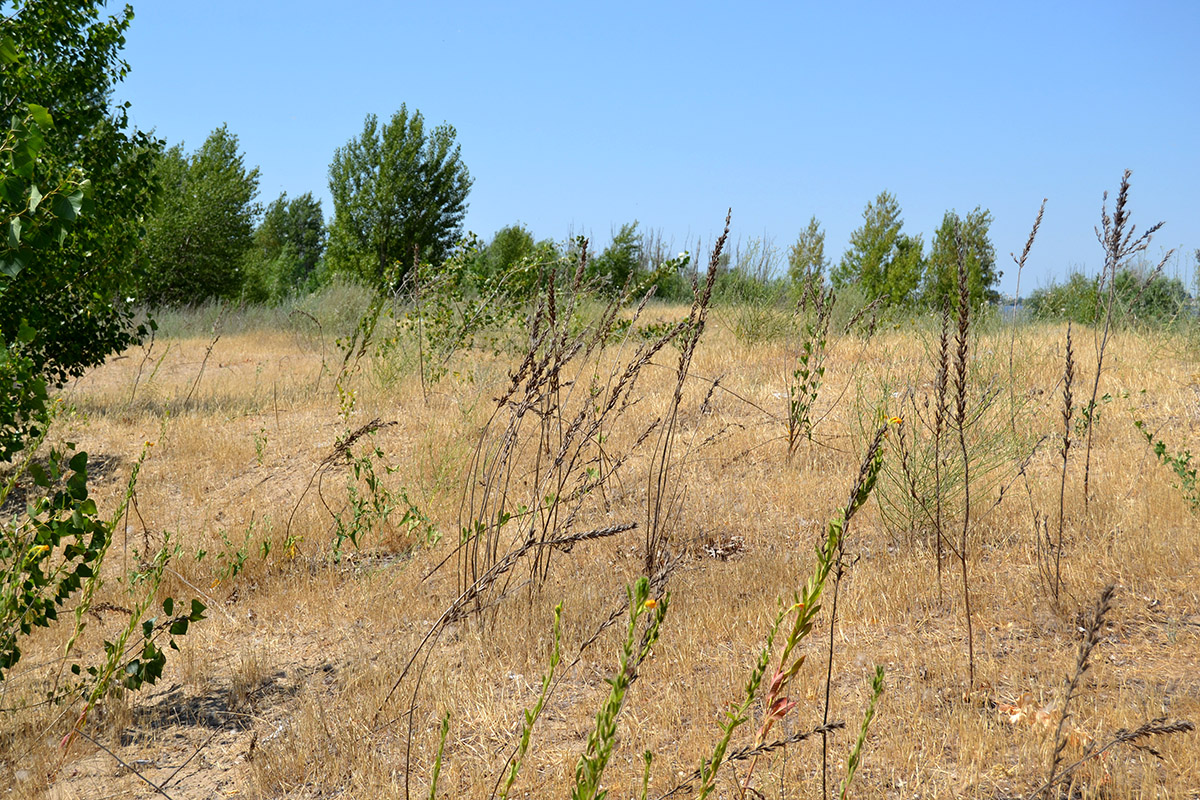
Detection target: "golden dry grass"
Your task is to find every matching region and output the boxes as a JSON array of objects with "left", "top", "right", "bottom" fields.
[{"left": 2, "top": 307, "right": 1198, "bottom": 799}]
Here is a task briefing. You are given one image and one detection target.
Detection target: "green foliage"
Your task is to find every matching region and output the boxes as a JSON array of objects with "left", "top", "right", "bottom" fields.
[
  {"left": 1, "top": 444, "right": 106, "bottom": 677},
  {"left": 136, "top": 125, "right": 262, "bottom": 305},
  {"left": 1026, "top": 271, "right": 1098, "bottom": 323},
  {"left": 1027, "top": 267, "right": 1190, "bottom": 324},
  {"left": 0, "top": 0, "right": 158, "bottom": 384},
  {"left": 475, "top": 223, "right": 560, "bottom": 300},
  {"left": 713, "top": 237, "right": 784, "bottom": 304},
  {"left": 840, "top": 666, "right": 886, "bottom": 800},
  {"left": 327, "top": 440, "right": 436, "bottom": 560},
  {"left": 588, "top": 222, "right": 643, "bottom": 296},
  {"left": 923, "top": 208, "right": 998, "bottom": 308},
  {"left": 832, "top": 191, "right": 924, "bottom": 308},
  {"left": 0, "top": 11, "right": 204, "bottom": 705},
  {"left": 788, "top": 215, "right": 829, "bottom": 290},
  {"left": 1, "top": 107, "right": 89, "bottom": 460},
  {"left": 327, "top": 105, "right": 472, "bottom": 286},
  {"left": 244, "top": 191, "right": 326, "bottom": 301},
  {"left": 696, "top": 432, "right": 885, "bottom": 799},
  {"left": 1134, "top": 420, "right": 1198, "bottom": 511},
  {"left": 572, "top": 578, "right": 669, "bottom": 800},
  {"left": 500, "top": 603, "right": 563, "bottom": 800},
  {"left": 404, "top": 238, "right": 534, "bottom": 387},
  {"left": 787, "top": 287, "right": 834, "bottom": 455}
]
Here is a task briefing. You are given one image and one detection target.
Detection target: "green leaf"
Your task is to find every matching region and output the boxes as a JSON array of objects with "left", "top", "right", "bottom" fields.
[
  {"left": 52, "top": 194, "right": 79, "bottom": 223},
  {"left": 26, "top": 104, "right": 52, "bottom": 130},
  {"left": 28, "top": 185, "right": 43, "bottom": 213},
  {"left": 0, "top": 255, "right": 23, "bottom": 279},
  {"left": 6, "top": 217, "right": 20, "bottom": 249},
  {"left": 17, "top": 320, "right": 36, "bottom": 344},
  {"left": 162, "top": 597, "right": 174, "bottom": 616},
  {"left": 0, "top": 36, "right": 18, "bottom": 65},
  {"left": 189, "top": 599, "right": 207, "bottom": 621}
]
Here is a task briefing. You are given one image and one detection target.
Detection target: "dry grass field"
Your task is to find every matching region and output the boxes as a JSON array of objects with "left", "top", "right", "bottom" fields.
[{"left": 2, "top": 295, "right": 1197, "bottom": 799}]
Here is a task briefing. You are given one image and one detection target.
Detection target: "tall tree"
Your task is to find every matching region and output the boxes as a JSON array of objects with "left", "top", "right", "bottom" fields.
[
  {"left": 0, "top": 0, "right": 159, "bottom": 383},
  {"left": 136, "top": 126, "right": 261, "bottom": 306},
  {"left": 588, "top": 222, "right": 644, "bottom": 295},
  {"left": 923, "top": 208, "right": 998, "bottom": 307},
  {"left": 326, "top": 105, "right": 471, "bottom": 285},
  {"left": 833, "top": 191, "right": 922, "bottom": 306},
  {"left": 245, "top": 191, "right": 326, "bottom": 300},
  {"left": 787, "top": 216, "right": 829, "bottom": 287}
]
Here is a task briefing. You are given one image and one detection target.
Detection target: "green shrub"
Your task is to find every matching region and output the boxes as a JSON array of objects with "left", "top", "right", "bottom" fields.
[{"left": 1027, "top": 267, "right": 1189, "bottom": 324}]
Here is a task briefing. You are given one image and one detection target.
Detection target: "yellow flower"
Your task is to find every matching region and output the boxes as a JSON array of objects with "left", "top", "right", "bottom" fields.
[
  {"left": 888, "top": 416, "right": 903, "bottom": 426},
  {"left": 643, "top": 598, "right": 658, "bottom": 610},
  {"left": 28, "top": 544, "right": 50, "bottom": 558}
]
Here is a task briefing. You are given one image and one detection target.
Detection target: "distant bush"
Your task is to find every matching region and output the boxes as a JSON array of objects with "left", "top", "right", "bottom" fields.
[{"left": 1027, "top": 267, "right": 1190, "bottom": 324}]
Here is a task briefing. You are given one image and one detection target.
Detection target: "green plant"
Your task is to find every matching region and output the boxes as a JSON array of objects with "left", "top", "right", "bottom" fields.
[
  {"left": 840, "top": 666, "right": 885, "bottom": 800},
  {"left": 571, "top": 577, "right": 669, "bottom": 800},
  {"left": 405, "top": 236, "right": 532, "bottom": 392},
  {"left": 687, "top": 425, "right": 887, "bottom": 799},
  {"left": 923, "top": 206, "right": 998, "bottom": 308},
  {"left": 832, "top": 191, "right": 923, "bottom": 309},
  {"left": 326, "top": 104, "right": 472, "bottom": 285},
  {"left": 244, "top": 191, "right": 327, "bottom": 301},
  {"left": 1133, "top": 419, "right": 1198, "bottom": 510},
  {"left": 1, "top": 0, "right": 157, "bottom": 386},
  {"left": 1, "top": 442, "right": 106, "bottom": 677},
  {"left": 254, "top": 426, "right": 268, "bottom": 466},
  {"left": 135, "top": 125, "right": 261, "bottom": 305},
  {"left": 1, "top": 104, "right": 89, "bottom": 460},
  {"left": 786, "top": 215, "right": 829, "bottom": 291},
  {"left": 428, "top": 710, "right": 450, "bottom": 800},
  {"left": 498, "top": 603, "right": 563, "bottom": 800},
  {"left": 786, "top": 285, "right": 834, "bottom": 456}
]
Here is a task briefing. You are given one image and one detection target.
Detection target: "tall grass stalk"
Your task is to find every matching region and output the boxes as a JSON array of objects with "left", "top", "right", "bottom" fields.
[
  {"left": 952, "top": 229, "right": 976, "bottom": 688},
  {"left": 644, "top": 211, "right": 727, "bottom": 573},
  {"left": 1083, "top": 171, "right": 1169, "bottom": 509},
  {"left": 1054, "top": 324, "right": 1074, "bottom": 605}
]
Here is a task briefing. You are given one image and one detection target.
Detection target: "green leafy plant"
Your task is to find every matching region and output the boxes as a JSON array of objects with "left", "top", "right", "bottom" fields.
[
  {"left": 688, "top": 425, "right": 888, "bottom": 799},
  {"left": 498, "top": 603, "right": 563, "bottom": 800},
  {"left": 571, "top": 577, "right": 669, "bottom": 800},
  {"left": 786, "top": 285, "right": 834, "bottom": 456},
  {"left": 1, "top": 443, "right": 106, "bottom": 677},
  {"left": 1, "top": 1, "right": 157, "bottom": 386},
  {"left": 1134, "top": 419, "right": 1198, "bottom": 511}
]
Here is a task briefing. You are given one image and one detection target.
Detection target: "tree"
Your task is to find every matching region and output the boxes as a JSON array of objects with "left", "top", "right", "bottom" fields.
[
  {"left": 475, "top": 223, "right": 559, "bottom": 299},
  {"left": 787, "top": 216, "right": 829, "bottom": 289},
  {"left": 482, "top": 224, "right": 537, "bottom": 278},
  {"left": 244, "top": 191, "right": 326, "bottom": 301},
  {"left": 327, "top": 106, "right": 472, "bottom": 285},
  {"left": 2, "top": 20, "right": 208, "bottom": 690},
  {"left": 1028, "top": 268, "right": 1188, "bottom": 324},
  {"left": 833, "top": 191, "right": 922, "bottom": 307},
  {"left": 923, "top": 208, "right": 998, "bottom": 307},
  {"left": 136, "top": 126, "right": 261, "bottom": 306},
  {"left": 0, "top": 0, "right": 159, "bottom": 384},
  {"left": 588, "top": 222, "right": 643, "bottom": 295}
]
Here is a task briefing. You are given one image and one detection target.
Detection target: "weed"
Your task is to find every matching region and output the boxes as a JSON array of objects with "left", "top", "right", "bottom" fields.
[
  {"left": 571, "top": 577, "right": 668, "bottom": 800},
  {"left": 786, "top": 285, "right": 834, "bottom": 457},
  {"left": 1133, "top": 419, "right": 1198, "bottom": 510}
]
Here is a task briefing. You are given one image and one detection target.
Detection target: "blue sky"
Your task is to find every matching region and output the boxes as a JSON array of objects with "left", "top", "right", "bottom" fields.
[{"left": 115, "top": 1, "right": 1199, "bottom": 295}]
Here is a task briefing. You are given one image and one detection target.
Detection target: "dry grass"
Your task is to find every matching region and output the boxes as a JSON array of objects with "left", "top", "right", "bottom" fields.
[{"left": 1, "top": 306, "right": 1197, "bottom": 800}]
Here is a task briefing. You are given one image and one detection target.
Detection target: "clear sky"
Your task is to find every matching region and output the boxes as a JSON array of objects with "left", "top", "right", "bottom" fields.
[{"left": 114, "top": 1, "right": 1199, "bottom": 296}]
